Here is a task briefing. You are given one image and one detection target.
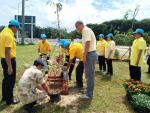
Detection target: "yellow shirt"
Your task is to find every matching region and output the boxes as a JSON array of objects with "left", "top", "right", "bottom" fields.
[
  {"left": 82, "top": 26, "right": 96, "bottom": 52},
  {"left": 96, "top": 39, "right": 107, "bottom": 56},
  {"left": 69, "top": 43, "right": 83, "bottom": 61},
  {"left": 60, "top": 47, "right": 69, "bottom": 56},
  {"left": 0, "top": 27, "right": 16, "bottom": 58},
  {"left": 105, "top": 40, "right": 116, "bottom": 59},
  {"left": 130, "top": 37, "right": 147, "bottom": 66},
  {"left": 37, "top": 40, "right": 51, "bottom": 54}
]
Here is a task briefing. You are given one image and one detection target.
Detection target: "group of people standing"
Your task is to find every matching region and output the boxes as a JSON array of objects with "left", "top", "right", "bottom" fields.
[
  {"left": 96, "top": 33, "right": 116, "bottom": 76},
  {"left": 0, "top": 19, "right": 148, "bottom": 113}
]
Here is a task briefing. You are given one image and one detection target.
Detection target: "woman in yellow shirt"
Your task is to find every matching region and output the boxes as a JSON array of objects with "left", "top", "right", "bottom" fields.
[
  {"left": 129, "top": 28, "right": 147, "bottom": 81},
  {"left": 96, "top": 34, "right": 107, "bottom": 72},
  {"left": 105, "top": 33, "right": 116, "bottom": 76}
]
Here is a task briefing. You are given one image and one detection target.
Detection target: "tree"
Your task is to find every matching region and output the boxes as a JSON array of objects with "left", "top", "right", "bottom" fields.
[
  {"left": 56, "top": 3, "right": 63, "bottom": 30},
  {"left": 0, "top": 26, "right": 5, "bottom": 32}
]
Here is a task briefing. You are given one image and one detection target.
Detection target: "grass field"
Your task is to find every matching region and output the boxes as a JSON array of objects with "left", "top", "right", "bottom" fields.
[{"left": 0, "top": 45, "right": 150, "bottom": 113}]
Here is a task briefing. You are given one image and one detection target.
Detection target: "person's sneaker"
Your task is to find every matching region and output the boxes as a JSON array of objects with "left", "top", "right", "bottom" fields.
[
  {"left": 107, "top": 73, "right": 113, "bottom": 76},
  {"left": 74, "top": 86, "right": 84, "bottom": 90},
  {"left": 105, "top": 72, "right": 109, "bottom": 75},
  {"left": 6, "top": 99, "right": 20, "bottom": 105},
  {"left": 80, "top": 95, "right": 90, "bottom": 99},
  {"left": 103, "top": 70, "right": 106, "bottom": 73}
]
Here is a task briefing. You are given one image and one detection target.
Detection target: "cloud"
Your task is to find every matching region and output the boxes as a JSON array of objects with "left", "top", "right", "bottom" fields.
[{"left": 0, "top": 0, "right": 150, "bottom": 32}]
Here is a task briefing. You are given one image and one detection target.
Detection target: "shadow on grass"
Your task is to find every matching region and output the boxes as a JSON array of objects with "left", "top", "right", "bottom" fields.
[
  {"left": 13, "top": 102, "right": 65, "bottom": 113},
  {"left": 145, "top": 73, "right": 150, "bottom": 79},
  {"left": 78, "top": 98, "right": 92, "bottom": 112},
  {"left": 0, "top": 102, "right": 8, "bottom": 112},
  {"left": 95, "top": 71, "right": 103, "bottom": 76},
  {"left": 95, "top": 70, "right": 112, "bottom": 82},
  {"left": 122, "top": 95, "right": 135, "bottom": 113}
]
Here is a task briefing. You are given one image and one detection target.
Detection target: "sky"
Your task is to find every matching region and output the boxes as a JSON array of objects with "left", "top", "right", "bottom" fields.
[{"left": 0, "top": 0, "right": 150, "bottom": 31}]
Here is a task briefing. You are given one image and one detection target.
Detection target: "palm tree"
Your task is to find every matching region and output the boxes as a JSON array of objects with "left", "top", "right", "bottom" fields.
[
  {"left": 47, "top": 1, "right": 63, "bottom": 30},
  {"left": 56, "top": 3, "right": 62, "bottom": 30}
]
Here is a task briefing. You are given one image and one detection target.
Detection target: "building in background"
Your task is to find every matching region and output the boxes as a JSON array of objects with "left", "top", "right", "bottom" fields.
[{"left": 15, "top": 15, "right": 36, "bottom": 43}]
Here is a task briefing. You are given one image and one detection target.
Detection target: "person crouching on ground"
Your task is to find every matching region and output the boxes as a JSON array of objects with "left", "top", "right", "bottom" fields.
[
  {"left": 59, "top": 40, "right": 84, "bottom": 88},
  {"left": 18, "top": 59, "right": 50, "bottom": 113},
  {"left": 105, "top": 33, "right": 116, "bottom": 76},
  {"left": 129, "top": 28, "right": 147, "bottom": 81},
  {"left": 96, "top": 34, "right": 107, "bottom": 73},
  {"left": 37, "top": 33, "right": 52, "bottom": 60}
]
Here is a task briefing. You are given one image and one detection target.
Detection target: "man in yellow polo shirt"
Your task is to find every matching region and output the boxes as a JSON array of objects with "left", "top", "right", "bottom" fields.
[
  {"left": 37, "top": 33, "right": 52, "bottom": 59},
  {"left": 96, "top": 34, "right": 107, "bottom": 72},
  {"left": 59, "top": 39, "right": 76, "bottom": 80},
  {"left": 59, "top": 40, "right": 84, "bottom": 88},
  {"left": 0, "top": 19, "right": 20, "bottom": 105},
  {"left": 130, "top": 28, "right": 147, "bottom": 81}
]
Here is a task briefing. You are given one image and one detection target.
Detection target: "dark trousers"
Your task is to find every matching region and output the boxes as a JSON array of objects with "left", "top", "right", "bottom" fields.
[
  {"left": 1, "top": 58, "right": 16, "bottom": 104},
  {"left": 76, "top": 61, "right": 84, "bottom": 87},
  {"left": 148, "top": 65, "right": 150, "bottom": 73},
  {"left": 129, "top": 65, "right": 141, "bottom": 81},
  {"left": 106, "top": 59, "right": 113, "bottom": 75},
  {"left": 98, "top": 56, "right": 106, "bottom": 71},
  {"left": 64, "top": 55, "right": 76, "bottom": 80}
]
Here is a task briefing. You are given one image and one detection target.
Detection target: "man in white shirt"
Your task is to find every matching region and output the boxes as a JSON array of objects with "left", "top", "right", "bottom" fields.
[{"left": 75, "top": 21, "right": 97, "bottom": 99}]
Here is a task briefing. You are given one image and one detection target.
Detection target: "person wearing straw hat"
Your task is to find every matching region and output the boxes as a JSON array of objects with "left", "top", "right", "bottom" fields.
[
  {"left": 129, "top": 28, "right": 147, "bottom": 81},
  {"left": 96, "top": 34, "right": 107, "bottom": 73},
  {"left": 0, "top": 19, "right": 20, "bottom": 105}
]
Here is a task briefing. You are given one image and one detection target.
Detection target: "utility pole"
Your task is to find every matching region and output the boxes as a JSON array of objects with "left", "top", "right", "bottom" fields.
[{"left": 21, "top": 0, "right": 25, "bottom": 44}]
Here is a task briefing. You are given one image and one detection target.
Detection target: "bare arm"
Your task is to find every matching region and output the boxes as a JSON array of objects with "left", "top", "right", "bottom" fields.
[
  {"left": 5, "top": 47, "right": 13, "bottom": 75},
  {"left": 41, "top": 83, "right": 49, "bottom": 94},
  {"left": 135, "top": 49, "right": 143, "bottom": 66}
]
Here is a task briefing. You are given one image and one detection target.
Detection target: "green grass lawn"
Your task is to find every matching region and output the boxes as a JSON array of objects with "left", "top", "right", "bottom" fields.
[{"left": 0, "top": 45, "right": 150, "bottom": 113}]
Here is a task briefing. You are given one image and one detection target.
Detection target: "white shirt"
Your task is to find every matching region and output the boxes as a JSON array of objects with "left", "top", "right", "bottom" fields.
[
  {"left": 18, "top": 66, "right": 45, "bottom": 89},
  {"left": 105, "top": 40, "right": 116, "bottom": 59},
  {"left": 82, "top": 26, "right": 96, "bottom": 52}
]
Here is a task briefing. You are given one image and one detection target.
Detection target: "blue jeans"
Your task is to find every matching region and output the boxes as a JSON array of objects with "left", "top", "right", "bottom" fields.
[{"left": 84, "top": 51, "right": 97, "bottom": 97}]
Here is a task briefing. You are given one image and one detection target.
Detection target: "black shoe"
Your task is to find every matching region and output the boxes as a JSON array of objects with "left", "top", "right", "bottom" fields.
[
  {"left": 105, "top": 72, "right": 109, "bottom": 75},
  {"left": 74, "top": 85, "right": 83, "bottom": 89},
  {"left": 6, "top": 99, "right": 20, "bottom": 105}
]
